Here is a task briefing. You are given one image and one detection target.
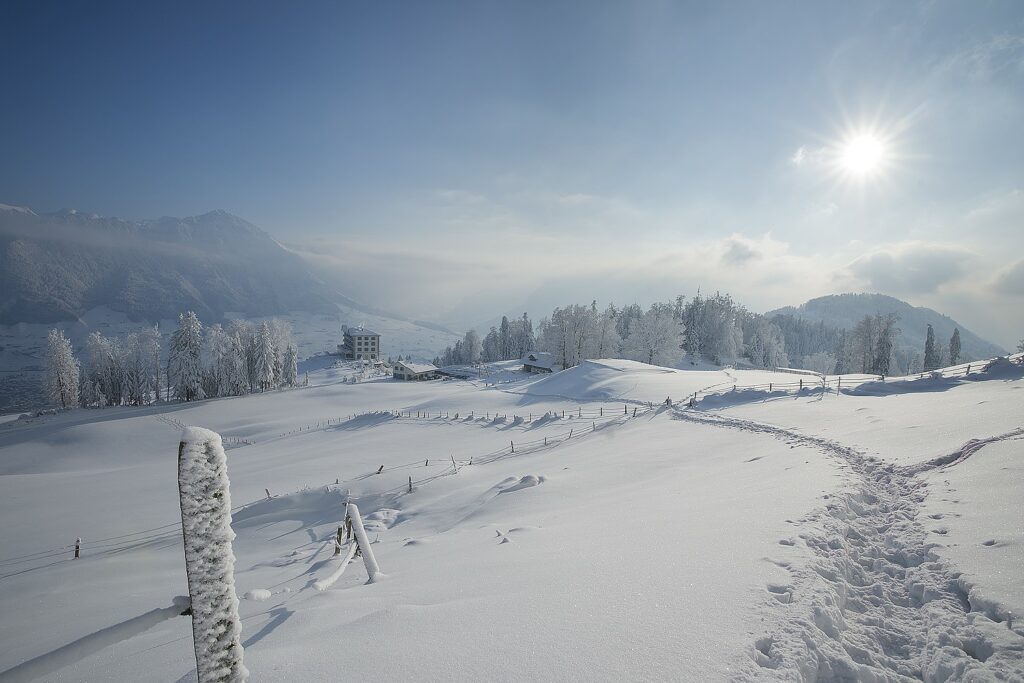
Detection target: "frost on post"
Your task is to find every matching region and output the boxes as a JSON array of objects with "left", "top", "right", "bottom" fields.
[{"left": 178, "top": 427, "right": 248, "bottom": 683}]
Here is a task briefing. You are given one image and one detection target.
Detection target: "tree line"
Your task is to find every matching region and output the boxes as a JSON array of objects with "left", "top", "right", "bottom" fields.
[
  {"left": 433, "top": 292, "right": 986, "bottom": 376},
  {"left": 43, "top": 312, "right": 299, "bottom": 409},
  {"left": 434, "top": 293, "right": 792, "bottom": 371}
]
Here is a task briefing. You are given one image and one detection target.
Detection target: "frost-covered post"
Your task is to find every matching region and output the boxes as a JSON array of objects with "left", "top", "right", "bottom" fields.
[
  {"left": 177, "top": 428, "right": 248, "bottom": 683},
  {"left": 345, "top": 503, "right": 380, "bottom": 582}
]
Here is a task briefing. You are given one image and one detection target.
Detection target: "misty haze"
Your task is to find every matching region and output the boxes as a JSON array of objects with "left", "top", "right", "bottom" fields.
[{"left": 1, "top": 2, "right": 1022, "bottom": 682}]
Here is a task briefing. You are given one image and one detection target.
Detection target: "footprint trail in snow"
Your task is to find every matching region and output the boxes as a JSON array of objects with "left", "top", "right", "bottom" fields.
[{"left": 675, "top": 408, "right": 1024, "bottom": 682}]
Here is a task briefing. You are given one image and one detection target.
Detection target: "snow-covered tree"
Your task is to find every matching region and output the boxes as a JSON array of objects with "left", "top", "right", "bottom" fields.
[
  {"left": 744, "top": 318, "right": 788, "bottom": 369},
  {"left": 949, "top": 328, "right": 961, "bottom": 365},
  {"left": 169, "top": 312, "right": 205, "bottom": 402},
  {"left": 923, "top": 324, "right": 941, "bottom": 371},
  {"left": 268, "top": 319, "right": 294, "bottom": 386},
  {"left": 463, "top": 329, "right": 482, "bottom": 364},
  {"left": 803, "top": 351, "right": 836, "bottom": 376},
  {"left": 121, "top": 328, "right": 161, "bottom": 405},
  {"left": 681, "top": 292, "right": 743, "bottom": 364},
  {"left": 593, "top": 304, "right": 621, "bottom": 359},
  {"left": 281, "top": 345, "right": 298, "bottom": 387},
  {"left": 616, "top": 303, "right": 644, "bottom": 342},
  {"left": 81, "top": 332, "right": 126, "bottom": 406},
  {"left": 622, "top": 304, "right": 682, "bottom": 366},
  {"left": 871, "top": 314, "right": 899, "bottom": 375},
  {"left": 254, "top": 321, "right": 276, "bottom": 391},
  {"left": 482, "top": 327, "right": 501, "bottom": 362},
  {"left": 45, "top": 329, "right": 80, "bottom": 409}
]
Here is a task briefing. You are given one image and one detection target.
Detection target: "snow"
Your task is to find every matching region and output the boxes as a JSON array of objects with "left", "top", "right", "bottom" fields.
[
  {"left": 0, "top": 357, "right": 1021, "bottom": 681},
  {"left": 177, "top": 427, "right": 248, "bottom": 682},
  {"left": 394, "top": 360, "right": 437, "bottom": 375}
]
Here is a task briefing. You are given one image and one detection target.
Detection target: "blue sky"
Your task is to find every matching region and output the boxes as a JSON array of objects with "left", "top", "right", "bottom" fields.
[{"left": 2, "top": 1, "right": 1023, "bottom": 345}]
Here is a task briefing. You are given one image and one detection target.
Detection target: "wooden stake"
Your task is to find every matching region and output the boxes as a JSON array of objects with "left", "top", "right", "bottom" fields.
[
  {"left": 74, "top": 537, "right": 81, "bottom": 559},
  {"left": 377, "top": 465, "right": 384, "bottom": 474},
  {"left": 408, "top": 476, "right": 413, "bottom": 493},
  {"left": 265, "top": 488, "right": 271, "bottom": 500}
]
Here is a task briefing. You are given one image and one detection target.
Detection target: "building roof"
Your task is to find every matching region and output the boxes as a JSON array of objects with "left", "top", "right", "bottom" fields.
[
  {"left": 344, "top": 327, "right": 379, "bottom": 337},
  {"left": 396, "top": 361, "right": 438, "bottom": 374},
  {"left": 521, "top": 351, "right": 556, "bottom": 370}
]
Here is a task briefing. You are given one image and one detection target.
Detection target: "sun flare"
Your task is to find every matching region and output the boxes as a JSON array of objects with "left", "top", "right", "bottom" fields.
[{"left": 839, "top": 133, "right": 886, "bottom": 177}]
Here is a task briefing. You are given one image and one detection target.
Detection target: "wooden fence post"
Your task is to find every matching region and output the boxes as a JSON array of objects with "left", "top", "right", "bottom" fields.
[
  {"left": 408, "top": 476, "right": 413, "bottom": 493},
  {"left": 177, "top": 428, "right": 247, "bottom": 683},
  {"left": 345, "top": 503, "right": 380, "bottom": 582},
  {"left": 510, "top": 440, "right": 515, "bottom": 453}
]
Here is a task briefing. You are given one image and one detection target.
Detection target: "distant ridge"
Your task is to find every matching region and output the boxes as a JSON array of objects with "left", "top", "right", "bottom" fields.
[{"left": 769, "top": 293, "right": 1005, "bottom": 361}]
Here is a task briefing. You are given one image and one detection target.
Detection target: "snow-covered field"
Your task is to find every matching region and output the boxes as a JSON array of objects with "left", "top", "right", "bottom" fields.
[{"left": 0, "top": 358, "right": 1021, "bottom": 681}]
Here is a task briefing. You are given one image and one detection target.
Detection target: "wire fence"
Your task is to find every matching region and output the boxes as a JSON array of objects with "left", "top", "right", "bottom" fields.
[
  {"left": 682, "top": 352, "right": 1024, "bottom": 405},
  {"left": 11, "top": 352, "right": 1021, "bottom": 580}
]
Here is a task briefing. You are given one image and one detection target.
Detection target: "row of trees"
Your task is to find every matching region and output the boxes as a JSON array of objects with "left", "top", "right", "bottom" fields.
[
  {"left": 434, "top": 292, "right": 794, "bottom": 371},
  {"left": 432, "top": 293, "right": 1009, "bottom": 376},
  {"left": 44, "top": 313, "right": 299, "bottom": 409},
  {"left": 435, "top": 313, "right": 535, "bottom": 366}
]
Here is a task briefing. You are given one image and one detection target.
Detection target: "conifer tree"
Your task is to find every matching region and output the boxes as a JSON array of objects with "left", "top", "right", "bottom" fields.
[{"left": 45, "top": 329, "right": 80, "bottom": 409}]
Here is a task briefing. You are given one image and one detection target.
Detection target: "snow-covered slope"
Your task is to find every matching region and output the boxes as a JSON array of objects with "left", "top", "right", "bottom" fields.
[{"left": 0, "top": 358, "right": 1021, "bottom": 681}]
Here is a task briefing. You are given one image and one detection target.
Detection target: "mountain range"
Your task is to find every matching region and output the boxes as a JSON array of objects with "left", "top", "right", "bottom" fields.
[{"left": 0, "top": 204, "right": 351, "bottom": 324}]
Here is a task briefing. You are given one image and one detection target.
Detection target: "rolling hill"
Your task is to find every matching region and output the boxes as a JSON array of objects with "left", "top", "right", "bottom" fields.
[{"left": 769, "top": 293, "right": 1005, "bottom": 361}]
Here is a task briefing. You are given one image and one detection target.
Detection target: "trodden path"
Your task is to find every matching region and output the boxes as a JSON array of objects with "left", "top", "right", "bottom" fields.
[{"left": 673, "top": 408, "right": 1024, "bottom": 682}]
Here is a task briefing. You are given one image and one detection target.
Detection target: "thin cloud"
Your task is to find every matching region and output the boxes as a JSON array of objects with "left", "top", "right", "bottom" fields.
[{"left": 847, "top": 242, "right": 974, "bottom": 294}]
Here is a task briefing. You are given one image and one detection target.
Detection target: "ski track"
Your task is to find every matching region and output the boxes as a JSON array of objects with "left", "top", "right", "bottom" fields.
[{"left": 673, "top": 408, "right": 1024, "bottom": 683}]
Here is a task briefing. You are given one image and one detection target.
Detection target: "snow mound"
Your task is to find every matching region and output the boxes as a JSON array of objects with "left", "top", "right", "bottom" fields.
[
  {"left": 523, "top": 359, "right": 673, "bottom": 401},
  {"left": 498, "top": 475, "right": 546, "bottom": 493},
  {"left": 232, "top": 487, "right": 348, "bottom": 529},
  {"left": 976, "top": 356, "right": 1024, "bottom": 380},
  {"left": 243, "top": 589, "right": 272, "bottom": 601}
]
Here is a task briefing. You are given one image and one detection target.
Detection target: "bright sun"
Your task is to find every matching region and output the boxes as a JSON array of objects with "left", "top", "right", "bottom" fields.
[{"left": 839, "top": 133, "right": 886, "bottom": 176}]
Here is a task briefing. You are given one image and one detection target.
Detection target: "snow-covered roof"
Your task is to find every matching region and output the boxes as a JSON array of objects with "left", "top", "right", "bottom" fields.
[
  {"left": 521, "top": 352, "right": 555, "bottom": 370},
  {"left": 345, "top": 327, "right": 379, "bottom": 337},
  {"left": 396, "top": 361, "right": 438, "bottom": 374}
]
